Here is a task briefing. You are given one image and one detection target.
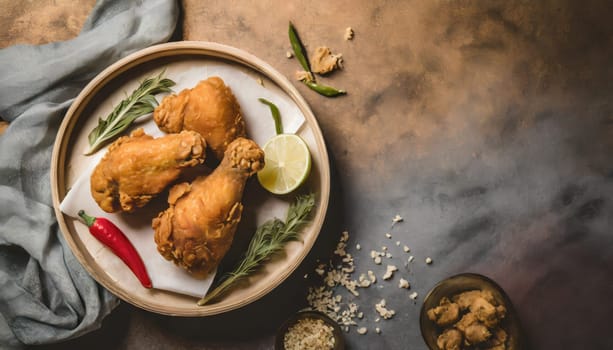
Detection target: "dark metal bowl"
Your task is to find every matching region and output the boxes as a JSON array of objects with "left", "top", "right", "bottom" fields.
[
  {"left": 420, "top": 273, "right": 525, "bottom": 350},
  {"left": 275, "top": 310, "right": 345, "bottom": 350}
]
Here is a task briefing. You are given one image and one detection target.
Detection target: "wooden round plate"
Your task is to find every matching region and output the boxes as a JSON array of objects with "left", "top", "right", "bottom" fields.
[{"left": 50, "top": 41, "right": 330, "bottom": 316}]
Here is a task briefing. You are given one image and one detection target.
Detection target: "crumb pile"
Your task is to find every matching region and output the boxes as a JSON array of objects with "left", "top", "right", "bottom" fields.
[
  {"left": 304, "top": 215, "right": 434, "bottom": 335},
  {"left": 284, "top": 317, "right": 336, "bottom": 350}
]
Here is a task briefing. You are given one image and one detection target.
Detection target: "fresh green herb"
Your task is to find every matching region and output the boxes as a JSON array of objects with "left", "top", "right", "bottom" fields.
[
  {"left": 289, "top": 22, "right": 311, "bottom": 72},
  {"left": 288, "top": 22, "right": 346, "bottom": 98},
  {"left": 258, "top": 98, "right": 283, "bottom": 135},
  {"left": 198, "top": 193, "right": 316, "bottom": 305},
  {"left": 84, "top": 70, "right": 175, "bottom": 155},
  {"left": 304, "top": 81, "right": 347, "bottom": 97}
]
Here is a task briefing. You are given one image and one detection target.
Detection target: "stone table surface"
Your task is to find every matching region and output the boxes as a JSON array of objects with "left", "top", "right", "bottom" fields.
[{"left": 3, "top": 1, "right": 613, "bottom": 349}]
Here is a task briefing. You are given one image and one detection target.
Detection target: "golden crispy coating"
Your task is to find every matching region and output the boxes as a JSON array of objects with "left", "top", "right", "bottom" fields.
[
  {"left": 437, "top": 328, "right": 463, "bottom": 350},
  {"left": 428, "top": 289, "right": 509, "bottom": 349},
  {"left": 427, "top": 297, "right": 461, "bottom": 327},
  {"left": 152, "top": 137, "right": 264, "bottom": 279},
  {"left": 470, "top": 296, "right": 504, "bottom": 328},
  {"left": 153, "top": 76, "right": 246, "bottom": 161},
  {"left": 90, "top": 128, "right": 206, "bottom": 213},
  {"left": 464, "top": 323, "right": 492, "bottom": 345},
  {"left": 482, "top": 328, "right": 508, "bottom": 350},
  {"left": 453, "top": 290, "right": 495, "bottom": 310}
]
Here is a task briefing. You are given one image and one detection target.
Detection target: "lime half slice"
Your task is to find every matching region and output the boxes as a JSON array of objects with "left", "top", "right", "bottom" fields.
[{"left": 257, "top": 134, "right": 312, "bottom": 194}]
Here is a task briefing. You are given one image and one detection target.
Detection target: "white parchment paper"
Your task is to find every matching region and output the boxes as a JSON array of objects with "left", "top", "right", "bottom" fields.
[{"left": 60, "top": 65, "right": 305, "bottom": 298}]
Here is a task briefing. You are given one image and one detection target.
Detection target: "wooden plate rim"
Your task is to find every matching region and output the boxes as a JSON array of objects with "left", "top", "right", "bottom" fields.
[{"left": 50, "top": 41, "right": 331, "bottom": 316}]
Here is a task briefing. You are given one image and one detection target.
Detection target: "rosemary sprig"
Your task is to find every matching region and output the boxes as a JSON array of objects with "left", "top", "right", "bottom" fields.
[
  {"left": 84, "top": 70, "right": 175, "bottom": 155},
  {"left": 198, "top": 193, "right": 316, "bottom": 305}
]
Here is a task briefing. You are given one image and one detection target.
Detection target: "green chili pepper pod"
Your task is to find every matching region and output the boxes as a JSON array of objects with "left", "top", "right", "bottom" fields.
[
  {"left": 304, "top": 81, "right": 347, "bottom": 97},
  {"left": 258, "top": 98, "right": 283, "bottom": 135},
  {"left": 288, "top": 21, "right": 311, "bottom": 73}
]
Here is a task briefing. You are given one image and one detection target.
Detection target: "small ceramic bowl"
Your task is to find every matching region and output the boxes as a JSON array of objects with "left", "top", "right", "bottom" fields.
[
  {"left": 420, "top": 273, "right": 525, "bottom": 350},
  {"left": 275, "top": 310, "right": 345, "bottom": 350}
]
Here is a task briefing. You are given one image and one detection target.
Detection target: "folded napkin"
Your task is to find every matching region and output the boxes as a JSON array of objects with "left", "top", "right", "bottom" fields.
[{"left": 0, "top": 0, "right": 179, "bottom": 347}]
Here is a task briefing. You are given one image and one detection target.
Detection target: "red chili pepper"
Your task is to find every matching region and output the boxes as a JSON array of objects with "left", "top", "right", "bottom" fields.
[{"left": 78, "top": 210, "right": 152, "bottom": 289}]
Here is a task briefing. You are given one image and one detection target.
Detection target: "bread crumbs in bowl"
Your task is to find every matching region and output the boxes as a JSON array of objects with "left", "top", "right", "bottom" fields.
[
  {"left": 420, "top": 273, "right": 525, "bottom": 350},
  {"left": 275, "top": 310, "right": 345, "bottom": 350}
]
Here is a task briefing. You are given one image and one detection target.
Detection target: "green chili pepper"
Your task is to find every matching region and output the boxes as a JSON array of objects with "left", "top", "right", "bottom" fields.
[
  {"left": 258, "top": 98, "right": 283, "bottom": 135},
  {"left": 289, "top": 22, "right": 311, "bottom": 72},
  {"left": 304, "top": 81, "right": 347, "bottom": 97},
  {"left": 289, "top": 21, "right": 347, "bottom": 98}
]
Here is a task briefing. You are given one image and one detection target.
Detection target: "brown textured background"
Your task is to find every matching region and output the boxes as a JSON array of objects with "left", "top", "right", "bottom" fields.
[{"left": 3, "top": 0, "right": 612, "bottom": 349}]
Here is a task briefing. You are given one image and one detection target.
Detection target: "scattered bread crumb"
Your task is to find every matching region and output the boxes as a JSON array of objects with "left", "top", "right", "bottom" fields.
[
  {"left": 295, "top": 70, "right": 314, "bottom": 82},
  {"left": 392, "top": 214, "right": 403, "bottom": 223},
  {"left": 383, "top": 265, "right": 398, "bottom": 280},
  {"left": 368, "top": 270, "right": 377, "bottom": 284},
  {"left": 344, "top": 27, "right": 354, "bottom": 40},
  {"left": 304, "top": 222, "right": 433, "bottom": 337},
  {"left": 375, "top": 299, "right": 395, "bottom": 319},
  {"left": 385, "top": 233, "right": 392, "bottom": 239},
  {"left": 357, "top": 327, "right": 368, "bottom": 335},
  {"left": 311, "top": 46, "right": 343, "bottom": 74},
  {"left": 256, "top": 77, "right": 264, "bottom": 86},
  {"left": 286, "top": 51, "right": 294, "bottom": 58},
  {"left": 358, "top": 273, "right": 372, "bottom": 287}
]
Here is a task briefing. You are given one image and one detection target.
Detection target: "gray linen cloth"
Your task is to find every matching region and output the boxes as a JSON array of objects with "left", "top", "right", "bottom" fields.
[{"left": 0, "top": 0, "right": 179, "bottom": 347}]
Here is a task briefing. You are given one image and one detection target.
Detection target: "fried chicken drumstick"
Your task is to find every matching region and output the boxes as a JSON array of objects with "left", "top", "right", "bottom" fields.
[
  {"left": 90, "top": 128, "right": 206, "bottom": 213},
  {"left": 152, "top": 137, "right": 264, "bottom": 278},
  {"left": 153, "top": 76, "right": 246, "bottom": 161}
]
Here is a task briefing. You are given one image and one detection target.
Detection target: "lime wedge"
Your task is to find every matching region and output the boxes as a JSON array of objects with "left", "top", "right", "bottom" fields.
[{"left": 257, "top": 134, "right": 312, "bottom": 194}]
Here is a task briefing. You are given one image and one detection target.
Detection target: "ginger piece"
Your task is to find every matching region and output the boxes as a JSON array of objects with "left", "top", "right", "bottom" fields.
[
  {"left": 482, "top": 327, "right": 508, "bottom": 350},
  {"left": 470, "top": 297, "right": 502, "bottom": 328},
  {"left": 436, "top": 328, "right": 463, "bottom": 350},
  {"left": 427, "top": 297, "right": 460, "bottom": 327},
  {"left": 453, "top": 289, "right": 496, "bottom": 310},
  {"left": 430, "top": 288, "right": 509, "bottom": 349},
  {"left": 310, "top": 46, "right": 343, "bottom": 74},
  {"left": 464, "top": 323, "right": 492, "bottom": 345},
  {"left": 455, "top": 312, "right": 478, "bottom": 333},
  {"left": 496, "top": 304, "right": 507, "bottom": 319}
]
